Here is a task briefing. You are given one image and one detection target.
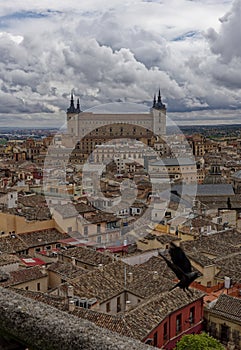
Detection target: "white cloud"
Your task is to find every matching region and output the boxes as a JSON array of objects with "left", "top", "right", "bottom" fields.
[{"left": 0, "top": 0, "right": 239, "bottom": 127}]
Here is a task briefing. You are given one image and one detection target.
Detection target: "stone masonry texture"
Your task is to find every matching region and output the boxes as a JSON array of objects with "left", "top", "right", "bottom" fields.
[{"left": 0, "top": 287, "right": 155, "bottom": 350}]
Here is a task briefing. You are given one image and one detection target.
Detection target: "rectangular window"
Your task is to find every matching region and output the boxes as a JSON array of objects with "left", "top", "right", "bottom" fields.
[
  {"left": 176, "top": 314, "right": 182, "bottom": 334},
  {"left": 189, "top": 306, "right": 195, "bottom": 324},
  {"left": 97, "top": 223, "right": 101, "bottom": 233},
  {"left": 163, "top": 321, "right": 168, "bottom": 340},
  {"left": 153, "top": 331, "right": 158, "bottom": 347},
  {"left": 220, "top": 324, "right": 230, "bottom": 344},
  {"left": 84, "top": 226, "right": 88, "bottom": 236},
  {"left": 106, "top": 302, "right": 110, "bottom": 313},
  {"left": 117, "top": 296, "right": 121, "bottom": 313},
  {"left": 37, "top": 282, "right": 40, "bottom": 291},
  {"left": 67, "top": 227, "right": 72, "bottom": 233}
]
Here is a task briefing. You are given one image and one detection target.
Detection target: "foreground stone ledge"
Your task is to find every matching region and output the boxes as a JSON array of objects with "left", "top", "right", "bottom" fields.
[{"left": 0, "top": 287, "right": 155, "bottom": 350}]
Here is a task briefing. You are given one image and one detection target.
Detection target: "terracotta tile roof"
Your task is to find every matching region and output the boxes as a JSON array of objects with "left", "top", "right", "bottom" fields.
[
  {"left": 85, "top": 212, "right": 119, "bottom": 224},
  {"left": 21, "top": 284, "right": 203, "bottom": 342},
  {"left": 188, "top": 252, "right": 215, "bottom": 268},
  {"left": 0, "top": 236, "right": 28, "bottom": 254},
  {"left": 71, "top": 308, "right": 134, "bottom": 338},
  {"left": 47, "top": 261, "right": 87, "bottom": 280},
  {"left": 0, "top": 253, "right": 20, "bottom": 266},
  {"left": 138, "top": 256, "right": 178, "bottom": 281},
  {"left": 1, "top": 266, "right": 47, "bottom": 287},
  {"left": 181, "top": 229, "right": 241, "bottom": 259},
  {"left": 23, "top": 206, "right": 52, "bottom": 221},
  {"left": 62, "top": 247, "right": 113, "bottom": 267},
  {"left": 72, "top": 268, "right": 123, "bottom": 301},
  {"left": 10, "top": 287, "right": 66, "bottom": 308},
  {"left": 208, "top": 294, "right": 241, "bottom": 323},
  {"left": 215, "top": 253, "right": 241, "bottom": 282},
  {"left": 122, "top": 289, "right": 204, "bottom": 340},
  {"left": 71, "top": 259, "right": 174, "bottom": 303},
  {"left": 18, "top": 229, "right": 70, "bottom": 248},
  {"left": 70, "top": 288, "right": 204, "bottom": 341},
  {"left": 53, "top": 204, "right": 78, "bottom": 218},
  {"left": 18, "top": 194, "right": 47, "bottom": 208},
  {"left": 75, "top": 202, "right": 96, "bottom": 214}
]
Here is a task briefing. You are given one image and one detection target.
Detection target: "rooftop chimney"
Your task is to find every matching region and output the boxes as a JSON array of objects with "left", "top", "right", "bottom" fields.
[
  {"left": 67, "top": 285, "right": 74, "bottom": 298},
  {"left": 125, "top": 300, "right": 131, "bottom": 311},
  {"left": 68, "top": 299, "right": 75, "bottom": 312},
  {"left": 41, "top": 265, "right": 46, "bottom": 275},
  {"left": 127, "top": 272, "right": 133, "bottom": 283},
  {"left": 98, "top": 264, "right": 104, "bottom": 271},
  {"left": 153, "top": 271, "right": 158, "bottom": 280}
]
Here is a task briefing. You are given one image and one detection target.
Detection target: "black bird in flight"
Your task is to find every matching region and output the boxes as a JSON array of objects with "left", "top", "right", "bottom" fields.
[{"left": 159, "top": 242, "right": 201, "bottom": 294}]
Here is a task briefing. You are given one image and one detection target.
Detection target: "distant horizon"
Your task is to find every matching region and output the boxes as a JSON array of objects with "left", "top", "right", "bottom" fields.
[{"left": 1, "top": 123, "right": 241, "bottom": 131}]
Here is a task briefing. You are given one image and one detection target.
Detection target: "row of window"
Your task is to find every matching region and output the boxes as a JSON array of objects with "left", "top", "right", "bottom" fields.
[
  {"left": 35, "top": 243, "right": 61, "bottom": 253},
  {"left": 152, "top": 307, "right": 195, "bottom": 347}
]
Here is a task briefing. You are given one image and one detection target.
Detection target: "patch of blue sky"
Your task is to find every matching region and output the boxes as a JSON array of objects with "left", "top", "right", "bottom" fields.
[
  {"left": 0, "top": 10, "right": 62, "bottom": 28},
  {"left": 80, "top": 10, "right": 102, "bottom": 17},
  {"left": 172, "top": 30, "right": 200, "bottom": 41},
  {"left": 0, "top": 9, "right": 61, "bottom": 24}
]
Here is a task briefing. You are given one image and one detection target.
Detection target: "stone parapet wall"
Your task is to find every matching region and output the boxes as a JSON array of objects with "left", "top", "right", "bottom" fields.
[{"left": 0, "top": 287, "right": 155, "bottom": 350}]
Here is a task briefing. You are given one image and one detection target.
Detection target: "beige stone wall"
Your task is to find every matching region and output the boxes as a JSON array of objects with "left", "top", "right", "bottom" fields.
[
  {"left": 51, "top": 209, "right": 77, "bottom": 233},
  {"left": 149, "top": 163, "right": 197, "bottom": 184},
  {"left": 190, "top": 259, "right": 218, "bottom": 287},
  {"left": 100, "top": 291, "right": 141, "bottom": 315},
  {"left": 48, "top": 271, "right": 62, "bottom": 290},
  {"left": 0, "top": 212, "right": 55, "bottom": 235},
  {"left": 205, "top": 311, "right": 241, "bottom": 349},
  {"left": 14, "top": 276, "right": 48, "bottom": 292},
  {"left": 68, "top": 112, "right": 154, "bottom": 139}
]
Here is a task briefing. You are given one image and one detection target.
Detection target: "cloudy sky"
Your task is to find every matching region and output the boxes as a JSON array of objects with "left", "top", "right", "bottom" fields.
[{"left": 0, "top": 0, "right": 240, "bottom": 127}]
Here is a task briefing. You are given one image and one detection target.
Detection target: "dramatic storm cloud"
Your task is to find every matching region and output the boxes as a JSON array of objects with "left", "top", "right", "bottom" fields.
[{"left": 0, "top": 0, "right": 239, "bottom": 127}]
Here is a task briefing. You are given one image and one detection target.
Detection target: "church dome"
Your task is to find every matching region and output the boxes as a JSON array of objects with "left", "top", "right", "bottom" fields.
[{"left": 203, "top": 165, "right": 226, "bottom": 184}]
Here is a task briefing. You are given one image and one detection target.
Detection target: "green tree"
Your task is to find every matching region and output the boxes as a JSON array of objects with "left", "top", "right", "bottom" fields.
[{"left": 174, "top": 333, "right": 224, "bottom": 350}]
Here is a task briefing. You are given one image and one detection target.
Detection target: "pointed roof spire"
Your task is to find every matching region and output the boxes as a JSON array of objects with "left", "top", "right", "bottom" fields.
[
  {"left": 158, "top": 89, "right": 161, "bottom": 103},
  {"left": 153, "top": 89, "right": 166, "bottom": 110},
  {"left": 71, "top": 92, "right": 74, "bottom": 106},
  {"left": 76, "top": 98, "right": 81, "bottom": 113},
  {"left": 67, "top": 91, "right": 76, "bottom": 113}
]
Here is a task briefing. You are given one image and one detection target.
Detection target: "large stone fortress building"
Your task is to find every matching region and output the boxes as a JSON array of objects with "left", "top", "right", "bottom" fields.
[{"left": 65, "top": 91, "right": 167, "bottom": 162}]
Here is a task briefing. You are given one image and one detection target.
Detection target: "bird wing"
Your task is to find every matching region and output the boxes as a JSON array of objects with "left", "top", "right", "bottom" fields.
[
  {"left": 169, "top": 242, "right": 192, "bottom": 274},
  {"left": 159, "top": 252, "right": 186, "bottom": 281}
]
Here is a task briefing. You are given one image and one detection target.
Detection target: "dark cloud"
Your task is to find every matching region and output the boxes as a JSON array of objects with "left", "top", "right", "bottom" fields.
[{"left": 0, "top": 0, "right": 240, "bottom": 126}]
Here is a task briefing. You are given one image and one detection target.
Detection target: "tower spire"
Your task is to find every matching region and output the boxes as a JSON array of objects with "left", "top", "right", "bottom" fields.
[
  {"left": 152, "top": 89, "right": 166, "bottom": 110},
  {"left": 158, "top": 89, "right": 161, "bottom": 103},
  {"left": 76, "top": 98, "right": 81, "bottom": 113},
  {"left": 67, "top": 91, "right": 76, "bottom": 113}
]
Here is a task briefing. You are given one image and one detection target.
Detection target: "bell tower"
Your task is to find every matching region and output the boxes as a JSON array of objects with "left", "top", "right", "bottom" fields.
[{"left": 151, "top": 89, "right": 166, "bottom": 137}]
